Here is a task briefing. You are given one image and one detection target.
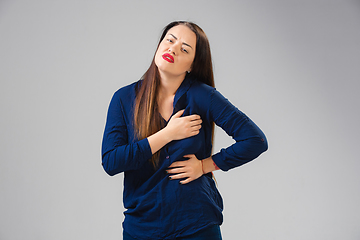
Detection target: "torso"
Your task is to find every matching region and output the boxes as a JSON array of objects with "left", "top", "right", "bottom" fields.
[{"left": 116, "top": 78, "right": 223, "bottom": 239}]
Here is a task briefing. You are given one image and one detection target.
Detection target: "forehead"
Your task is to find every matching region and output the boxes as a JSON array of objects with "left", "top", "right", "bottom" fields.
[{"left": 166, "top": 25, "right": 196, "bottom": 47}]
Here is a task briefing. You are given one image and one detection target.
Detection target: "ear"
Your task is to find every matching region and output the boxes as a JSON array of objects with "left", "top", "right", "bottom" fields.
[
  {"left": 186, "top": 66, "right": 192, "bottom": 74},
  {"left": 188, "top": 64, "right": 193, "bottom": 73}
]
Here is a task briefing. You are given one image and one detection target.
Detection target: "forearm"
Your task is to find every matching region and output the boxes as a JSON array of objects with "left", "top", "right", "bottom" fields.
[
  {"left": 102, "top": 138, "right": 153, "bottom": 176},
  {"left": 147, "top": 128, "right": 173, "bottom": 154},
  {"left": 148, "top": 110, "right": 202, "bottom": 154},
  {"left": 202, "top": 156, "right": 220, "bottom": 174}
]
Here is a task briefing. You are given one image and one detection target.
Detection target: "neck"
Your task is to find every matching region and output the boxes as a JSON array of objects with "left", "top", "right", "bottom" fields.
[{"left": 158, "top": 71, "right": 186, "bottom": 98}]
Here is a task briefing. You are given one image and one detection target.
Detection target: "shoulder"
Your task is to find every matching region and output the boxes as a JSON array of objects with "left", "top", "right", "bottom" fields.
[
  {"left": 112, "top": 79, "right": 142, "bottom": 102},
  {"left": 188, "top": 79, "right": 216, "bottom": 96},
  {"left": 189, "top": 80, "right": 228, "bottom": 102},
  {"left": 185, "top": 80, "right": 218, "bottom": 116}
]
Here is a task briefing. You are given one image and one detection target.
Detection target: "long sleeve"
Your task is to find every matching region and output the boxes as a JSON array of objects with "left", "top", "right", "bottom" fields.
[
  {"left": 101, "top": 91, "right": 153, "bottom": 176},
  {"left": 209, "top": 88, "right": 268, "bottom": 171}
]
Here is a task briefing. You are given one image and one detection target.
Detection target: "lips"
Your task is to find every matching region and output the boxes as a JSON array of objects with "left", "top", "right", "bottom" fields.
[{"left": 162, "top": 53, "right": 174, "bottom": 63}]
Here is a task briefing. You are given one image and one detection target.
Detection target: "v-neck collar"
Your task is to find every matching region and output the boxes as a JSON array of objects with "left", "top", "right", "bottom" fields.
[
  {"left": 173, "top": 75, "right": 194, "bottom": 108},
  {"left": 159, "top": 76, "right": 195, "bottom": 123}
]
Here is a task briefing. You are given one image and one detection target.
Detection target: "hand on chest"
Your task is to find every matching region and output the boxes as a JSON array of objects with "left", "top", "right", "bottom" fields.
[{"left": 164, "top": 94, "right": 208, "bottom": 161}]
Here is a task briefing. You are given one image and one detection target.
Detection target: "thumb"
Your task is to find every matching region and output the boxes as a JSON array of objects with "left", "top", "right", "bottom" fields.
[
  {"left": 183, "top": 154, "right": 195, "bottom": 159},
  {"left": 172, "top": 109, "right": 185, "bottom": 119}
]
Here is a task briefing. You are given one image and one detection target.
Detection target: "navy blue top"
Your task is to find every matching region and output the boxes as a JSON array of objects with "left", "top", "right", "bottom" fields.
[{"left": 101, "top": 76, "right": 268, "bottom": 240}]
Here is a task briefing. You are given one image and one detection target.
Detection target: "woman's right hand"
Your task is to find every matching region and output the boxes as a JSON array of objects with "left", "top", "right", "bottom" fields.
[
  {"left": 147, "top": 110, "right": 202, "bottom": 154},
  {"left": 165, "top": 109, "right": 202, "bottom": 141}
]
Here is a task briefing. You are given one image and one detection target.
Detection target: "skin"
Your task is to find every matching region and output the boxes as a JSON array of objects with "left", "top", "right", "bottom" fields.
[
  {"left": 147, "top": 25, "right": 219, "bottom": 184},
  {"left": 155, "top": 25, "right": 196, "bottom": 88}
]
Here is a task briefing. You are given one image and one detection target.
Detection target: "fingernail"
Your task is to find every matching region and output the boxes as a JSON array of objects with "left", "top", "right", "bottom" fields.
[{"left": 168, "top": 176, "right": 172, "bottom": 180}]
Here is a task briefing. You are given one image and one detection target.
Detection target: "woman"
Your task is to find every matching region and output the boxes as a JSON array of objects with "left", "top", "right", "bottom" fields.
[{"left": 102, "top": 21, "right": 268, "bottom": 240}]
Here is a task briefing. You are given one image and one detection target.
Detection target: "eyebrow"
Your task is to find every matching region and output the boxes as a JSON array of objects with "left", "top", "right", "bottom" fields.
[{"left": 169, "top": 34, "right": 193, "bottom": 49}]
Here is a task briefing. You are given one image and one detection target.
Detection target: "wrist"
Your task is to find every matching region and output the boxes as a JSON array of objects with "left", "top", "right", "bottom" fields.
[
  {"left": 160, "top": 127, "right": 173, "bottom": 143},
  {"left": 202, "top": 157, "right": 211, "bottom": 174},
  {"left": 202, "top": 156, "right": 219, "bottom": 174},
  {"left": 201, "top": 160, "right": 205, "bottom": 175},
  {"left": 147, "top": 127, "right": 173, "bottom": 154}
]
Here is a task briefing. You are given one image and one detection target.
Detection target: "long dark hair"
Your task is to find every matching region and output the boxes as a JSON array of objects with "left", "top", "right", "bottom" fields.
[{"left": 134, "top": 21, "right": 215, "bottom": 167}]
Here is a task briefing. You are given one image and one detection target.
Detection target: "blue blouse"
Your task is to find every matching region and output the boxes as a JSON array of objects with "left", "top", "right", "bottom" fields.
[{"left": 101, "top": 76, "right": 268, "bottom": 240}]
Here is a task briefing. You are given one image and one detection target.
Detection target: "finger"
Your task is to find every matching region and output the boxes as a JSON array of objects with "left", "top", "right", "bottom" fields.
[
  {"left": 190, "top": 116, "right": 202, "bottom": 122},
  {"left": 189, "top": 114, "right": 201, "bottom": 121},
  {"left": 167, "top": 167, "right": 185, "bottom": 174},
  {"left": 190, "top": 119, "right": 202, "bottom": 126},
  {"left": 189, "top": 130, "right": 200, "bottom": 136},
  {"left": 180, "top": 178, "right": 193, "bottom": 184},
  {"left": 182, "top": 114, "right": 201, "bottom": 121},
  {"left": 172, "top": 109, "right": 185, "bottom": 118},
  {"left": 169, "top": 172, "right": 188, "bottom": 180},
  {"left": 190, "top": 124, "right": 202, "bottom": 130},
  {"left": 168, "top": 161, "right": 185, "bottom": 168}
]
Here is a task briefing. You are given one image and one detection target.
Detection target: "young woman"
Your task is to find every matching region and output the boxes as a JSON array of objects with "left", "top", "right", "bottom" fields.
[{"left": 102, "top": 21, "right": 268, "bottom": 240}]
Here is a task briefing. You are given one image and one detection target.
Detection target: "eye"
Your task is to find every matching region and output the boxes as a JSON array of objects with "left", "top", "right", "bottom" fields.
[
  {"left": 182, "top": 48, "right": 189, "bottom": 53},
  {"left": 167, "top": 39, "right": 173, "bottom": 43}
]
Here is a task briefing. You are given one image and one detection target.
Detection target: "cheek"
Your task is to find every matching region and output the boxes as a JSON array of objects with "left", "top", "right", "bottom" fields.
[
  {"left": 155, "top": 43, "right": 168, "bottom": 62},
  {"left": 183, "top": 57, "right": 194, "bottom": 69},
  {"left": 154, "top": 49, "right": 163, "bottom": 67},
  {"left": 154, "top": 52, "right": 160, "bottom": 66}
]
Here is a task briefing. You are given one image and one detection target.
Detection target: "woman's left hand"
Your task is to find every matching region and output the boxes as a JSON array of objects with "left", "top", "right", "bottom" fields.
[{"left": 167, "top": 154, "right": 204, "bottom": 184}]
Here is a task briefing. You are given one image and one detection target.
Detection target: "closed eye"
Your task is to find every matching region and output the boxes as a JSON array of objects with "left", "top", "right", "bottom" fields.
[{"left": 182, "top": 48, "right": 189, "bottom": 53}]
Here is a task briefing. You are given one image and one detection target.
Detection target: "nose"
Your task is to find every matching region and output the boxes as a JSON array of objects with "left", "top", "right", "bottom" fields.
[
  {"left": 168, "top": 43, "right": 180, "bottom": 55},
  {"left": 168, "top": 47, "right": 176, "bottom": 55}
]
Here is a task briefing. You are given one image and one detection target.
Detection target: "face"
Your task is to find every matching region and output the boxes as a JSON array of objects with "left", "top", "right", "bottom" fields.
[{"left": 154, "top": 25, "right": 196, "bottom": 79}]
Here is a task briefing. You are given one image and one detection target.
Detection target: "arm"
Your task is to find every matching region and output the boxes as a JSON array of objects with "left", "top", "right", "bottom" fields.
[
  {"left": 102, "top": 92, "right": 202, "bottom": 176},
  {"left": 101, "top": 92, "right": 152, "bottom": 176},
  {"left": 209, "top": 88, "right": 268, "bottom": 171},
  {"left": 147, "top": 110, "right": 202, "bottom": 154},
  {"left": 168, "top": 88, "right": 268, "bottom": 183}
]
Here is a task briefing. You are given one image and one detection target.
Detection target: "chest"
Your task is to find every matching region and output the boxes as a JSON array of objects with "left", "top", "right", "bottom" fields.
[{"left": 158, "top": 95, "right": 174, "bottom": 122}]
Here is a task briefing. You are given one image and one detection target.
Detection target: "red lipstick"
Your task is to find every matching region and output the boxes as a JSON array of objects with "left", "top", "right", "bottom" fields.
[{"left": 162, "top": 53, "right": 174, "bottom": 63}]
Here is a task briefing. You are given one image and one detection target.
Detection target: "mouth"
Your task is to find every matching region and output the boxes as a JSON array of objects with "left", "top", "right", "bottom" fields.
[{"left": 162, "top": 53, "right": 174, "bottom": 63}]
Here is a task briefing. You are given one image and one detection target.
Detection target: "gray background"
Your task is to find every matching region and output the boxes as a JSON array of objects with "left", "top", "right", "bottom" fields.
[{"left": 1, "top": 0, "right": 359, "bottom": 239}]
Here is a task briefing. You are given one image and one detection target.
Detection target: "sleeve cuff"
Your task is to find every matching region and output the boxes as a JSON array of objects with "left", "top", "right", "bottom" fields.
[
  {"left": 139, "top": 137, "right": 153, "bottom": 161},
  {"left": 212, "top": 152, "right": 231, "bottom": 172}
]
